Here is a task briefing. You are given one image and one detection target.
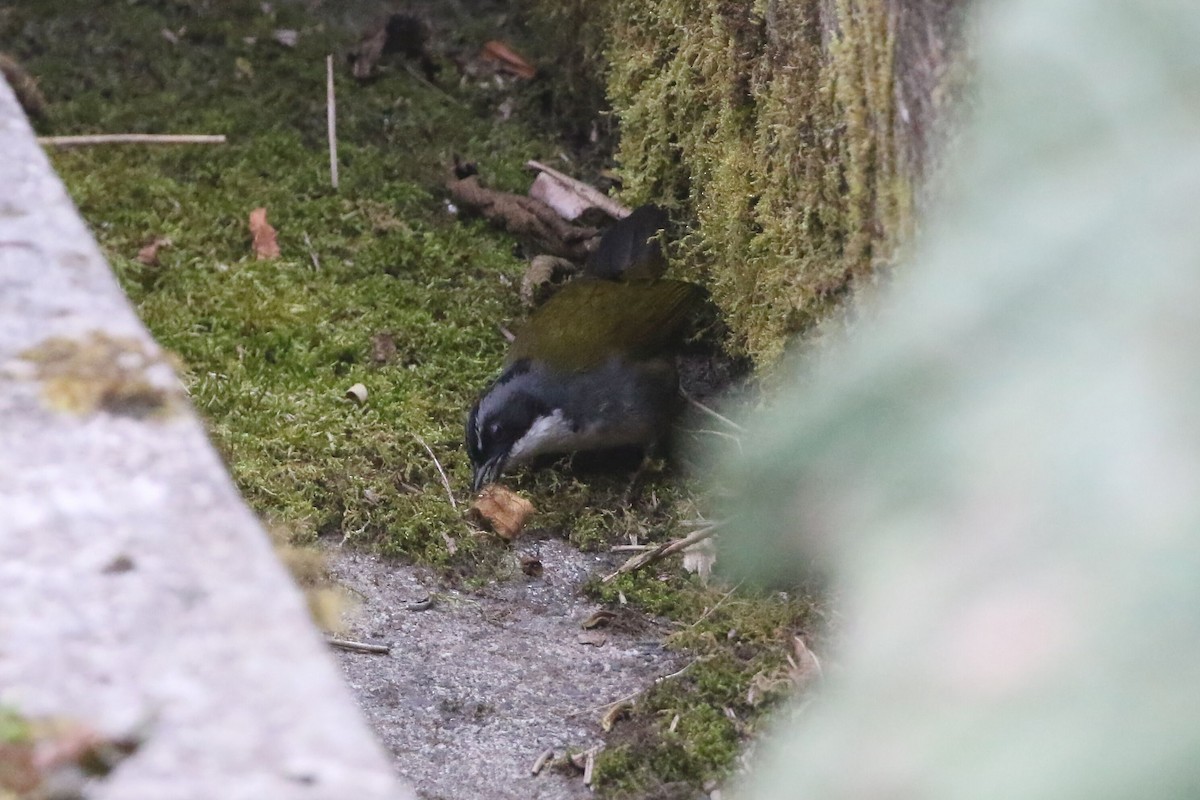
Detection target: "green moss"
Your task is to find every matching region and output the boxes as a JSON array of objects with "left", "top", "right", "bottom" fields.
[
  {"left": 587, "top": 569, "right": 821, "bottom": 796},
  {"left": 0, "top": 708, "right": 32, "bottom": 745},
  {"left": 4, "top": 0, "right": 581, "bottom": 562}
]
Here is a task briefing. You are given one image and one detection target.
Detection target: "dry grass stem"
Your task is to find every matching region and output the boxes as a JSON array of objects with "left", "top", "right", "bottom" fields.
[
  {"left": 415, "top": 433, "right": 458, "bottom": 510},
  {"left": 38, "top": 133, "right": 226, "bottom": 146}
]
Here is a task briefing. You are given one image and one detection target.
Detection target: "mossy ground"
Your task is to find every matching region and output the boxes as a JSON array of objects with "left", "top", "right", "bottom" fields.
[{"left": 5, "top": 1, "right": 820, "bottom": 795}]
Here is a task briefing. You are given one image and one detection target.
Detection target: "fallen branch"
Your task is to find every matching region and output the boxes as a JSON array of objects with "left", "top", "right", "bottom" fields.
[
  {"left": 327, "top": 636, "right": 391, "bottom": 655},
  {"left": 602, "top": 525, "right": 719, "bottom": 583},
  {"left": 446, "top": 174, "right": 598, "bottom": 261},
  {"left": 37, "top": 134, "right": 226, "bottom": 147},
  {"left": 525, "top": 159, "right": 631, "bottom": 220}
]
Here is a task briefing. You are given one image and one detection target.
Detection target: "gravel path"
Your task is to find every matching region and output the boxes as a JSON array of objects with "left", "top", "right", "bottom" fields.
[{"left": 329, "top": 537, "right": 682, "bottom": 800}]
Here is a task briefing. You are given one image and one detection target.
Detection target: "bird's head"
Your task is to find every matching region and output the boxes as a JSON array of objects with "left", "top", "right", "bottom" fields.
[{"left": 466, "top": 360, "right": 563, "bottom": 492}]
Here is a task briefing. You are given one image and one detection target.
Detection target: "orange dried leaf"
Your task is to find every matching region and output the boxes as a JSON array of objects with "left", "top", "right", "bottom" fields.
[
  {"left": 249, "top": 207, "right": 280, "bottom": 260},
  {"left": 469, "top": 484, "right": 534, "bottom": 540},
  {"left": 480, "top": 40, "right": 536, "bottom": 79}
]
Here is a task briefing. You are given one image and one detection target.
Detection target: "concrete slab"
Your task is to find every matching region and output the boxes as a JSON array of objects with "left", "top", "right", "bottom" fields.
[{"left": 0, "top": 76, "right": 413, "bottom": 800}]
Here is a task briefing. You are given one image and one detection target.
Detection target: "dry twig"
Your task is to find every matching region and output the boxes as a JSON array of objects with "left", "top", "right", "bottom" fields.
[
  {"left": 602, "top": 525, "right": 720, "bottom": 583},
  {"left": 414, "top": 433, "right": 457, "bottom": 510},
  {"left": 38, "top": 134, "right": 226, "bottom": 147},
  {"left": 530, "top": 748, "right": 554, "bottom": 776},
  {"left": 690, "top": 579, "right": 744, "bottom": 628},
  {"left": 682, "top": 390, "right": 745, "bottom": 432},
  {"left": 327, "top": 636, "right": 390, "bottom": 654}
]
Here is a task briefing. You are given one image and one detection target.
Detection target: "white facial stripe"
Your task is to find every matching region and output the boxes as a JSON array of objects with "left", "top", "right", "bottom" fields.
[{"left": 507, "top": 409, "right": 574, "bottom": 463}]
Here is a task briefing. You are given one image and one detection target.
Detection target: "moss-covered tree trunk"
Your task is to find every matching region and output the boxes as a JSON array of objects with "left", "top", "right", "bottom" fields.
[{"left": 537, "top": 0, "right": 970, "bottom": 363}]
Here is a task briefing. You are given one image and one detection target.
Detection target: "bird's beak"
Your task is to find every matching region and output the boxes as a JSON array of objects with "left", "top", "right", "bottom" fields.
[{"left": 472, "top": 455, "right": 506, "bottom": 493}]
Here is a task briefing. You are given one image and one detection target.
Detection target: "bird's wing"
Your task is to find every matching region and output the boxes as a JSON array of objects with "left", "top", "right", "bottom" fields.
[{"left": 506, "top": 279, "right": 703, "bottom": 372}]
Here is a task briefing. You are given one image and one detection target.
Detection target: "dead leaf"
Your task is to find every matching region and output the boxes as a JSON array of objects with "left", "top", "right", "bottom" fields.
[
  {"left": 272, "top": 28, "right": 299, "bottom": 47},
  {"left": 682, "top": 536, "right": 717, "bottom": 585},
  {"left": 234, "top": 56, "right": 254, "bottom": 79},
  {"left": 248, "top": 207, "right": 280, "bottom": 260},
  {"left": 580, "top": 610, "right": 615, "bottom": 630},
  {"left": 480, "top": 40, "right": 536, "bottom": 79},
  {"left": 520, "top": 554, "right": 543, "bottom": 577},
  {"left": 468, "top": 484, "right": 534, "bottom": 540},
  {"left": 136, "top": 236, "right": 170, "bottom": 266},
  {"left": 370, "top": 332, "right": 398, "bottom": 364}
]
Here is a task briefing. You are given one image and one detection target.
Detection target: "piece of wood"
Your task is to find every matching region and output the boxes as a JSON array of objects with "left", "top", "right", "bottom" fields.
[
  {"left": 446, "top": 174, "right": 598, "bottom": 261},
  {"left": 525, "top": 160, "right": 630, "bottom": 220},
  {"left": 37, "top": 134, "right": 226, "bottom": 147}
]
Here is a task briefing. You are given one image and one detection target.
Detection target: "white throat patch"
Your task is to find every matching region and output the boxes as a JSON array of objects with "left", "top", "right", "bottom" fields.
[{"left": 507, "top": 409, "right": 575, "bottom": 464}]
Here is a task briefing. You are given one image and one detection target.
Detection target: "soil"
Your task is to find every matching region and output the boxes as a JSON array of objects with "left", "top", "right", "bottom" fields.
[{"left": 328, "top": 536, "right": 685, "bottom": 800}]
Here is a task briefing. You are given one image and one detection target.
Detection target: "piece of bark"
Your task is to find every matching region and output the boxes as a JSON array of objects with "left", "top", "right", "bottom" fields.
[
  {"left": 520, "top": 255, "right": 578, "bottom": 307},
  {"left": 446, "top": 174, "right": 598, "bottom": 261}
]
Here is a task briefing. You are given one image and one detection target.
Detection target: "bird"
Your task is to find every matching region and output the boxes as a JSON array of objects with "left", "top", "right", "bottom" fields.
[
  {"left": 466, "top": 277, "right": 702, "bottom": 491},
  {"left": 467, "top": 201, "right": 704, "bottom": 491}
]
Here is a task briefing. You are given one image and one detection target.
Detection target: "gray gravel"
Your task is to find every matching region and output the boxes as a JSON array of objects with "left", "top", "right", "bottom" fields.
[{"left": 330, "top": 536, "right": 684, "bottom": 800}]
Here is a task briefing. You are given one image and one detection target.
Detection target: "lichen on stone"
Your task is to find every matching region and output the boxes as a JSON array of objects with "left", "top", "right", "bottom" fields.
[{"left": 20, "top": 332, "right": 181, "bottom": 419}]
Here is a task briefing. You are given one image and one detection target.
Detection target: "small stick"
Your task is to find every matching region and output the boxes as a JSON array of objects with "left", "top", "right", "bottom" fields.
[
  {"left": 569, "top": 657, "right": 710, "bottom": 718},
  {"left": 303, "top": 232, "right": 320, "bottom": 271},
  {"left": 602, "top": 525, "right": 719, "bottom": 583},
  {"left": 681, "top": 390, "right": 745, "bottom": 432},
  {"left": 414, "top": 433, "right": 458, "bottom": 510},
  {"left": 582, "top": 748, "right": 597, "bottom": 786},
  {"left": 525, "top": 159, "right": 631, "bottom": 220},
  {"left": 690, "top": 579, "right": 744, "bottom": 628},
  {"left": 682, "top": 427, "right": 744, "bottom": 455},
  {"left": 326, "top": 54, "right": 339, "bottom": 189},
  {"left": 37, "top": 134, "right": 226, "bottom": 147},
  {"left": 611, "top": 544, "right": 653, "bottom": 552},
  {"left": 327, "top": 636, "right": 390, "bottom": 654},
  {"left": 530, "top": 748, "right": 554, "bottom": 776}
]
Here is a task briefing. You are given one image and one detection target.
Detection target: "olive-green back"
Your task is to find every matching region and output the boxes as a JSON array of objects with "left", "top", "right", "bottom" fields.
[{"left": 506, "top": 279, "right": 702, "bottom": 372}]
